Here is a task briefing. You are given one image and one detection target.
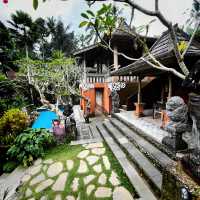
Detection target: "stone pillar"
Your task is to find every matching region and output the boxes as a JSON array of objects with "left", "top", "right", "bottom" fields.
[{"left": 134, "top": 77, "right": 144, "bottom": 117}]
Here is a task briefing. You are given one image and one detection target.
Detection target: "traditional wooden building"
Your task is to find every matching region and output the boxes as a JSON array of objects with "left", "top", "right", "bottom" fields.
[
  {"left": 111, "top": 26, "right": 200, "bottom": 118},
  {"left": 74, "top": 22, "right": 156, "bottom": 116}
]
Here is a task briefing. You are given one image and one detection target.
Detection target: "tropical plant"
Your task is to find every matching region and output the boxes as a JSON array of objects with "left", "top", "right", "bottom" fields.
[
  {"left": 7, "top": 128, "right": 55, "bottom": 166},
  {"left": 17, "top": 57, "right": 81, "bottom": 115},
  {"left": 0, "top": 108, "right": 29, "bottom": 138},
  {"left": 8, "top": 10, "right": 37, "bottom": 59},
  {"left": 0, "top": 20, "right": 19, "bottom": 73},
  {"left": 79, "top": 3, "right": 122, "bottom": 43},
  {"left": 49, "top": 20, "right": 77, "bottom": 57}
]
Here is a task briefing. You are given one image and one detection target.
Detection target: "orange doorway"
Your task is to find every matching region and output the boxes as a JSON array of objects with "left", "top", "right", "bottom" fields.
[{"left": 95, "top": 88, "right": 104, "bottom": 115}]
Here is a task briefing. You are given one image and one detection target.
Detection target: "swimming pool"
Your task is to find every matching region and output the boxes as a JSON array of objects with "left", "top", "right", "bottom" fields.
[{"left": 32, "top": 110, "right": 58, "bottom": 129}]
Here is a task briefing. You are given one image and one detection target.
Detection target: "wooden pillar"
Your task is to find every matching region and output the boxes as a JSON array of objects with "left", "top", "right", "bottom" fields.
[
  {"left": 113, "top": 45, "right": 118, "bottom": 70},
  {"left": 138, "top": 76, "right": 141, "bottom": 104},
  {"left": 83, "top": 53, "right": 87, "bottom": 83},
  {"left": 134, "top": 76, "right": 144, "bottom": 117},
  {"left": 161, "top": 84, "right": 165, "bottom": 103},
  {"left": 168, "top": 75, "right": 172, "bottom": 99}
]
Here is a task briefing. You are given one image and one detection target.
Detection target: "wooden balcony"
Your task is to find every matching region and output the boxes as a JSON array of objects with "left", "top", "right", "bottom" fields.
[
  {"left": 86, "top": 73, "right": 105, "bottom": 83},
  {"left": 85, "top": 73, "right": 137, "bottom": 83}
]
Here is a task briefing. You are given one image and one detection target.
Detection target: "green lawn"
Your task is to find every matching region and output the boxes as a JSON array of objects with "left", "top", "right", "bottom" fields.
[{"left": 19, "top": 142, "right": 137, "bottom": 200}]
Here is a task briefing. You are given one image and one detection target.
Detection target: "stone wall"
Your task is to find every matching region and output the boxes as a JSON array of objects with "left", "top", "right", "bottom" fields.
[{"left": 161, "top": 162, "right": 200, "bottom": 200}]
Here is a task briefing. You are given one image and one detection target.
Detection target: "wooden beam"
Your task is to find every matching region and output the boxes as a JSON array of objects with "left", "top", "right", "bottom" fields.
[{"left": 168, "top": 74, "right": 172, "bottom": 99}]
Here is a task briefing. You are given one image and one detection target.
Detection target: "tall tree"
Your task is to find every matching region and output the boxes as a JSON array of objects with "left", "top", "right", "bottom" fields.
[
  {"left": 0, "top": 21, "right": 19, "bottom": 73},
  {"left": 8, "top": 10, "right": 38, "bottom": 59},
  {"left": 51, "top": 20, "right": 77, "bottom": 57}
]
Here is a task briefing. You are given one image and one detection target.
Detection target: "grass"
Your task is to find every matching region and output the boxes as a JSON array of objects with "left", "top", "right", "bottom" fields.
[{"left": 19, "top": 142, "right": 137, "bottom": 200}]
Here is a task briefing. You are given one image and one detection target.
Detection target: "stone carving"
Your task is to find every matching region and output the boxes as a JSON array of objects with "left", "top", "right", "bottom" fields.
[
  {"left": 108, "top": 82, "right": 126, "bottom": 91},
  {"left": 110, "top": 90, "right": 120, "bottom": 114},
  {"left": 84, "top": 98, "right": 90, "bottom": 123},
  {"left": 162, "top": 96, "right": 188, "bottom": 152}
]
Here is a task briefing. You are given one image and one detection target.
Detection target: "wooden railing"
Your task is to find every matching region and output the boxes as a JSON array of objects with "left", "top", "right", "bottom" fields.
[
  {"left": 86, "top": 73, "right": 137, "bottom": 83},
  {"left": 86, "top": 74, "right": 105, "bottom": 83}
]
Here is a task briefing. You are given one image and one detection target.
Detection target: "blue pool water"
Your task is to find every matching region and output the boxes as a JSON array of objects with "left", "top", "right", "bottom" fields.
[{"left": 32, "top": 110, "right": 58, "bottom": 129}]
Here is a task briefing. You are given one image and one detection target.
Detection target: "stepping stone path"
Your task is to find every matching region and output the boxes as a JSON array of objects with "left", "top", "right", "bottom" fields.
[
  {"left": 113, "top": 186, "right": 134, "bottom": 200},
  {"left": 19, "top": 142, "right": 134, "bottom": 200},
  {"left": 66, "top": 160, "right": 74, "bottom": 170},
  {"left": 35, "top": 179, "right": 54, "bottom": 193},
  {"left": 77, "top": 150, "right": 90, "bottom": 159},
  {"left": 30, "top": 173, "right": 45, "bottom": 186},
  {"left": 71, "top": 177, "right": 79, "bottom": 192},
  {"left": 40, "top": 196, "right": 48, "bottom": 200},
  {"left": 83, "top": 175, "right": 96, "bottom": 185},
  {"left": 25, "top": 188, "right": 32, "bottom": 198},
  {"left": 21, "top": 174, "right": 31, "bottom": 183},
  {"left": 93, "top": 164, "right": 102, "bottom": 173},
  {"left": 102, "top": 155, "right": 111, "bottom": 170},
  {"left": 109, "top": 171, "right": 120, "bottom": 186},
  {"left": 98, "top": 173, "right": 107, "bottom": 185},
  {"left": 86, "top": 155, "right": 99, "bottom": 165},
  {"left": 66, "top": 195, "right": 75, "bottom": 200},
  {"left": 47, "top": 162, "right": 63, "bottom": 177},
  {"left": 95, "top": 187, "right": 112, "bottom": 198},
  {"left": 52, "top": 172, "right": 68, "bottom": 191},
  {"left": 54, "top": 194, "right": 62, "bottom": 200},
  {"left": 87, "top": 184, "right": 95, "bottom": 195},
  {"left": 34, "top": 158, "right": 42, "bottom": 166},
  {"left": 43, "top": 159, "right": 53, "bottom": 164},
  {"left": 91, "top": 148, "right": 105, "bottom": 155},
  {"left": 29, "top": 164, "right": 42, "bottom": 176},
  {"left": 77, "top": 160, "right": 88, "bottom": 174}
]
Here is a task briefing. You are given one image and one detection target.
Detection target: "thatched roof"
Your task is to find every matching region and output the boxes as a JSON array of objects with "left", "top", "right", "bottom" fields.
[{"left": 111, "top": 27, "right": 200, "bottom": 77}]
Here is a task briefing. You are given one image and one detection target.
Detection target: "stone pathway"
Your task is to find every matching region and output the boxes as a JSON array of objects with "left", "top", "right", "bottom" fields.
[{"left": 18, "top": 142, "right": 134, "bottom": 200}]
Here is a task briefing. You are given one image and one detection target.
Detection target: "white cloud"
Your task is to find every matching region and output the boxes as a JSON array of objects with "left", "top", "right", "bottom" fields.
[{"left": 0, "top": 0, "right": 193, "bottom": 36}]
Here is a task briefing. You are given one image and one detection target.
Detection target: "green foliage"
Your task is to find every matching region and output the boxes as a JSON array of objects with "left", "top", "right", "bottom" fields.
[
  {"left": 7, "top": 128, "right": 55, "bottom": 166},
  {"left": 80, "top": 3, "right": 122, "bottom": 43},
  {"left": 0, "top": 108, "right": 29, "bottom": 137},
  {"left": 3, "top": 161, "right": 18, "bottom": 173},
  {"left": 17, "top": 57, "right": 81, "bottom": 100}
]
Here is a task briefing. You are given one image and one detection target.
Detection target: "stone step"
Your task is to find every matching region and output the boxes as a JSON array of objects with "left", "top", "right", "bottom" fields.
[
  {"left": 113, "top": 113, "right": 175, "bottom": 159},
  {"left": 110, "top": 118, "right": 174, "bottom": 170},
  {"left": 70, "top": 138, "right": 103, "bottom": 145},
  {"left": 89, "top": 123, "right": 102, "bottom": 140},
  {"left": 96, "top": 123, "right": 157, "bottom": 200},
  {"left": 103, "top": 120, "right": 162, "bottom": 196}
]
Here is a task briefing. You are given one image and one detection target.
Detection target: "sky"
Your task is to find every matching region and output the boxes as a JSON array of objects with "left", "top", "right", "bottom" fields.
[{"left": 0, "top": 0, "right": 193, "bottom": 37}]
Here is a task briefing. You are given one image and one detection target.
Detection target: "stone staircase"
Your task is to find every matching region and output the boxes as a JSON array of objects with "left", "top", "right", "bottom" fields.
[{"left": 96, "top": 115, "right": 175, "bottom": 200}]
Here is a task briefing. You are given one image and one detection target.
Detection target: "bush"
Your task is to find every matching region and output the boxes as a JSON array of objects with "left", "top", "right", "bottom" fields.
[
  {"left": 0, "top": 108, "right": 29, "bottom": 139},
  {"left": 3, "top": 161, "right": 18, "bottom": 173},
  {"left": 7, "top": 128, "right": 55, "bottom": 166}
]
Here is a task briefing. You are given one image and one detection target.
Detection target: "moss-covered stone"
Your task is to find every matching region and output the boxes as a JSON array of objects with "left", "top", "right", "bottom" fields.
[{"left": 161, "top": 162, "right": 200, "bottom": 200}]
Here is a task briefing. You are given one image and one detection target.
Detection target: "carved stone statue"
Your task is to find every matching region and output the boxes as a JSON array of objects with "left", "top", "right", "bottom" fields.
[
  {"left": 162, "top": 96, "right": 188, "bottom": 152},
  {"left": 110, "top": 90, "right": 120, "bottom": 114}
]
